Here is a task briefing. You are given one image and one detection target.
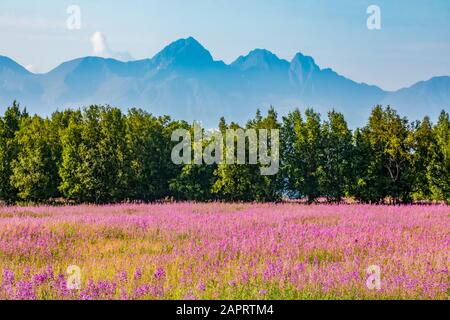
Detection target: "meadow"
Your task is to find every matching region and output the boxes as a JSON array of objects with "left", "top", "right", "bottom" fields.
[{"left": 0, "top": 203, "right": 448, "bottom": 300}]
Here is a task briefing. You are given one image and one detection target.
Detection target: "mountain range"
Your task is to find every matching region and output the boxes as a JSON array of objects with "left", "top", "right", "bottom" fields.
[{"left": 1, "top": 36, "right": 449, "bottom": 127}]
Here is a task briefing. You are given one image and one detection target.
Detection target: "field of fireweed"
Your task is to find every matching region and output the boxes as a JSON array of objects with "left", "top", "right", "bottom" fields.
[{"left": 0, "top": 203, "right": 448, "bottom": 300}]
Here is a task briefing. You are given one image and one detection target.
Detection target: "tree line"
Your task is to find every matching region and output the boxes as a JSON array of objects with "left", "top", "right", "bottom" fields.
[{"left": 0, "top": 101, "right": 448, "bottom": 204}]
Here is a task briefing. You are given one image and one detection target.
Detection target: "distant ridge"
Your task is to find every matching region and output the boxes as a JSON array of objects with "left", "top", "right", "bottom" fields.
[{"left": 0, "top": 37, "right": 449, "bottom": 127}]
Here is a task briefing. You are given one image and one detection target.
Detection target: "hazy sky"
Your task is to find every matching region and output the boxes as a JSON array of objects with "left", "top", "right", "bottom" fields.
[{"left": 0, "top": 0, "right": 449, "bottom": 90}]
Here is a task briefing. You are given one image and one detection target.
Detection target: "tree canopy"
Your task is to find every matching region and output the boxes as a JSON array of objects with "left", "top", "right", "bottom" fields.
[{"left": 0, "top": 102, "right": 448, "bottom": 204}]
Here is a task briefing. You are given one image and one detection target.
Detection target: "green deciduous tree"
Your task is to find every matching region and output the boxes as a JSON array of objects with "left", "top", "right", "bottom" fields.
[
  {"left": 427, "top": 111, "right": 450, "bottom": 203},
  {"left": 59, "top": 106, "right": 128, "bottom": 203},
  {"left": 0, "top": 101, "right": 28, "bottom": 203},
  {"left": 213, "top": 109, "right": 282, "bottom": 202},
  {"left": 318, "top": 110, "right": 353, "bottom": 202},
  {"left": 348, "top": 128, "right": 376, "bottom": 202},
  {"left": 410, "top": 116, "right": 435, "bottom": 200},
  {"left": 126, "top": 109, "right": 183, "bottom": 201},
  {"left": 170, "top": 164, "right": 217, "bottom": 201},
  {"left": 10, "top": 116, "right": 60, "bottom": 202},
  {"left": 359, "top": 106, "right": 413, "bottom": 203},
  {"left": 281, "top": 109, "right": 322, "bottom": 203}
]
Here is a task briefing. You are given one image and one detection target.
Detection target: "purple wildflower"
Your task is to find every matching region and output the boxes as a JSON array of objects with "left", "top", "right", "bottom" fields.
[
  {"left": 153, "top": 268, "right": 166, "bottom": 281},
  {"left": 133, "top": 268, "right": 142, "bottom": 281},
  {"left": 2, "top": 268, "right": 15, "bottom": 286}
]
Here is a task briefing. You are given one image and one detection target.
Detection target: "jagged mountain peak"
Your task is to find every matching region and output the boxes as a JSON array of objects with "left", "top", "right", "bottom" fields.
[
  {"left": 232, "top": 49, "right": 289, "bottom": 71},
  {"left": 151, "top": 37, "right": 215, "bottom": 69},
  {"left": 291, "top": 52, "right": 319, "bottom": 71},
  {"left": 289, "top": 52, "right": 321, "bottom": 86}
]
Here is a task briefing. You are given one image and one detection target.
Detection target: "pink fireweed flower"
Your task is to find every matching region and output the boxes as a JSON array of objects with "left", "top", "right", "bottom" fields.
[
  {"left": 2, "top": 268, "right": 15, "bottom": 286},
  {"left": 23, "top": 267, "right": 31, "bottom": 278},
  {"left": 15, "top": 281, "right": 37, "bottom": 300},
  {"left": 153, "top": 268, "right": 166, "bottom": 281},
  {"left": 119, "top": 271, "right": 128, "bottom": 284},
  {"left": 32, "top": 273, "right": 49, "bottom": 286},
  {"left": 134, "top": 284, "right": 150, "bottom": 299},
  {"left": 133, "top": 268, "right": 142, "bottom": 281},
  {"left": 197, "top": 282, "right": 206, "bottom": 291}
]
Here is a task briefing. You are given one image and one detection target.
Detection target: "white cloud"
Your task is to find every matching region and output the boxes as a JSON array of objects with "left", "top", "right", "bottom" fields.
[{"left": 90, "top": 31, "right": 133, "bottom": 61}]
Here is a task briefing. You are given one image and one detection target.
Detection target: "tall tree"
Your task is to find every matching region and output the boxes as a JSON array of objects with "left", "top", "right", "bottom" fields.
[
  {"left": 248, "top": 107, "right": 282, "bottom": 201},
  {"left": 348, "top": 128, "right": 375, "bottom": 203},
  {"left": 361, "top": 106, "right": 413, "bottom": 203},
  {"left": 126, "top": 109, "right": 183, "bottom": 201},
  {"left": 59, "top": 106, "right": 128, "bottom": 203},
  {"left": 281, "top": 109, "right": 322, "bottom": 203},
  {"left": 57, "top": 110, "right": 84, "bottom": 202},
  {"left": 410, "top": 117, "right": 435, "bottom": 200},
  {"left": 281, "top": 109, "right": 303, "bottom": 199},
  {"left": 318, "top": 110, "right": 353, "bottom": 202},
  {"left": 10, "top": 116, "right": 60, "bottom": 202},
  {"left": 213, "top": 120, "right": 259, "bottom": 202},
  {"left": 427, "top": 111, "right": 450, "bottom": 203},
  {"left": 0, "top": 101, "right": 28, "bottom": 203},
  {"left": 213, "top": 109, "right": 281, "bottom": 202}
]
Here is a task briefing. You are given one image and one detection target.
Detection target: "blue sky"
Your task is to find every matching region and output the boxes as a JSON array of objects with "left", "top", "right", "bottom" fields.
[{"left": 0, "top": 0, "right": 449, "bottom": 90}]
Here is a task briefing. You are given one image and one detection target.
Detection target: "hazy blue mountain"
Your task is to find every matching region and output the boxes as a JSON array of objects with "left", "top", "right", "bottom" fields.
[
  {"left": 287, "top": 53, "right": 387, "bottom": 125},
  {"left": 0, "top": 37, "right": 449, "bottom": 127},
  {"left": 152, "top": 37, "right": 225, "bottom": 70},
  {"left": 0, "top": 56, "right": 43, "bottom": 109},
  {"left": 381, "top": 76, "right": 450, "bottom": 121},
  {"left": 0, "top": 56, "right": 31, "bottom": 76},
  {"left": 231, "top": 49, "right": 290, "bottom": 92},
  {"left": 232, "top": 49, "right": 290, "bottom": 72}
]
